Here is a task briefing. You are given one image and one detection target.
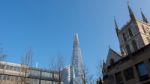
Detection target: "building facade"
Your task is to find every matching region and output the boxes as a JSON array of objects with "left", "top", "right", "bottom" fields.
[
  {"left": 62, "top": 65, "right": 72, "bottom": 84},
  {"left": 102, "top": 5, "right": 150, "bottom": 84},
  {"left": 0, "top": 61, "right": 61, "bottom": 84}
]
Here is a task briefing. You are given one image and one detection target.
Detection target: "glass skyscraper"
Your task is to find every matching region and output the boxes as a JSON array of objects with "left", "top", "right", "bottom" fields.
[{"left": 71, "top": 33, "right": 84, "bottom": 84}]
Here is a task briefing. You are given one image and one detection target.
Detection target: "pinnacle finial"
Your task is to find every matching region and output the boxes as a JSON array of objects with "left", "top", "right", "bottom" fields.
[
  {"left": 74, "top": 33, "right": 78, "bottom": 39},
  {"left": 127, "top": 3, "right": 136, "bottom": 21},
  {"left": 114, "top": 18, "right": 119, "bottom": 29},
  {"left": 114, "top": 18, "right": 119, "bottom": 36},
  {"left": 140, "top": 8, "right": 149, "bottom": 23}
]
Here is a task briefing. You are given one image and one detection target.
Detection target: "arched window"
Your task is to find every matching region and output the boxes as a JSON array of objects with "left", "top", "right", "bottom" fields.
[
  {"left": 123, "top": 33, "right": 126, "bottom": 41},
  {"left": 126, "top": 44, "right": 131, "bottom": 54},
  {"left": 142, "top": 25, "right": 146, "bottom": 33},
  {"left": 128, "top": 28, "right": 133, "bottom": 37},
  {"left": 132, "top": 40, "right": 138, "bottom": 51}
]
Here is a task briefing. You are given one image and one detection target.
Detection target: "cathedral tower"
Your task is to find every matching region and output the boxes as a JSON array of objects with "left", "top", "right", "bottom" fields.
[{"left": 115, "top": 5, "right": 150, "bottom": 56}]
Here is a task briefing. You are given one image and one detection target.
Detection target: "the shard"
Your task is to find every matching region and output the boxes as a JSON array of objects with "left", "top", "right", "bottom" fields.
[{"left": 71, "top": 33, "right": 84, "bottom": 84}]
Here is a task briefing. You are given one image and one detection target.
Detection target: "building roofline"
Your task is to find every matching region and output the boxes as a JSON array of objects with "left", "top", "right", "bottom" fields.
[
  {"left": 107, "top": 43, "right": 150, "bottom": 69},
  {"left": 109, "top": 48, "right": 122, "bottom": 57},
  {"left": 119, "top": 19, "right": 150, "bottom": 33},
  {"left": 0, "top": 61, "right": 59, "bottom": 73}
]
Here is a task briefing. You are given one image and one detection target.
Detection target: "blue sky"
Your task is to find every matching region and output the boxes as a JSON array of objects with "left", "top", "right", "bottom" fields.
[{"left": 0, "top": 0, "right": 150, "bottom": 78}]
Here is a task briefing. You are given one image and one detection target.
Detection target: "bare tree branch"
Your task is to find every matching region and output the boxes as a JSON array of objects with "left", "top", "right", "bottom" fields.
[
  {"left": 96, "top": 59, "right": 103, "bottom": 84},
  {"left": 0, "top": 48, "right": 7, "bottom": 84},
  {"left": 20, "top": 48, "right": 33, "bottom": 84},
  {"left": 49, "top": 54, "right": 65, "bottom": 84},
  {"left": 74, "top": 65, "right": 95, "bottom": 84},
  {"left": 0, "top": 48, "right": 7, "bottom": 61},
  {"left": 97, "top": 59, "right": 103, "bottom": 78}
]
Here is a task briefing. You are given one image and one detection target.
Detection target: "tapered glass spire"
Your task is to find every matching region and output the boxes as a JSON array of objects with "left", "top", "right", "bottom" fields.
[{"left": 71, "top": 33, "right": 84, "bottom": 84}]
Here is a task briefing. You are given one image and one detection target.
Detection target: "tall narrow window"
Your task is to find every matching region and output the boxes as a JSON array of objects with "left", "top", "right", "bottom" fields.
[
  {"left": 123, "top": 33, "right": 126, "bottom": 42},
  {"left": 3, "top": 75, "right": 6, "bottom": 80},
  {"left": 0, "top": 64, "right": 4, "bottom": 69},
  {"left": 136, "top": 62, "right": 149, "bottom": 81},
  {"left": 132, "top": 40, "right": 138, "bottom": 51},
  {"left": 128, "top": 28, "right": 133, "bottom": 37},
  {"left": 115, "top": 72, "right": 124, "bottom": 84},
  {"left": 0, "top": 75, "right": 2, "bottom": 80},
  {"left": 142, "top": 25, "right": 146, "bottom": 33},
  {"left": 123, "top": 67, "right": 134, "bottom": 81},
  {"left": 126, "top": 44, "right": 131, "bottom": 54}
]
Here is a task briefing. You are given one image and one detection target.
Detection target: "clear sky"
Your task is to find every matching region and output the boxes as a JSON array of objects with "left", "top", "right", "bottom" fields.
[{"left": 0, "top": 0, "right": 150, "bottom": 78}]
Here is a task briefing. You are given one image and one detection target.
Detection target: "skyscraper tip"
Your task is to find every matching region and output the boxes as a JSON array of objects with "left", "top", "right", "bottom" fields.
[{"left": 74, "top": 33, "right": 79, "bottom": 44}]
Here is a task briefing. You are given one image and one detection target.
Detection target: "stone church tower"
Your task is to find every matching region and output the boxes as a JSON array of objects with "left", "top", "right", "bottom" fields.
[{"left": 115, "top": 4, "right": 150, "bottom": 56}]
